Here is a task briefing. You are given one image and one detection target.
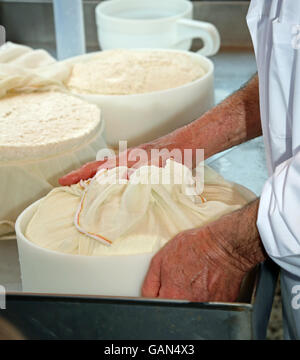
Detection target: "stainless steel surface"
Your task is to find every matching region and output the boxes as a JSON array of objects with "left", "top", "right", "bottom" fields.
[
  {"left": 212, "top": 48, "right": 257, "bottom": 104},
  {"left": 0, "top": 240, "right": 21, "bottom": 292},
  {"left": 0, "top": 1, "right": 253, "bottom": 52},
  {"left": 1, "top": 293, "right": 254, "bottom": 340}
]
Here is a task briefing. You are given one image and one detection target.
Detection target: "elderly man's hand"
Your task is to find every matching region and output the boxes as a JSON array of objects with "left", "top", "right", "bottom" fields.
[
  {"left": 142, "top": 228, "right": 246, "bottom": 302},
  {"left": 142, "top": 199, "right": 266, "bottom": 302},
  {"left": 59, "top": 136, "right": 186, "bottom": 186},
  {"left": 59, "top": 149, "right": 131, "bottom": 186}
]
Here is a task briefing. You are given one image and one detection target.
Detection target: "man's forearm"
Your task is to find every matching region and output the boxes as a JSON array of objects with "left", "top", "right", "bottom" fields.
[
  {"left": 142, "top": 75, "right": 262, "bottom": 163},
  {"left": 59, "top": 76, "right": 262, "bottom": 185}
]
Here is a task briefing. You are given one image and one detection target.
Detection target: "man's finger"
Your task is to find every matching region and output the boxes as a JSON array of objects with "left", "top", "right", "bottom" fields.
[
  {"left": 142, "top": 254, "right": 162, "bottom": 298},
  {"left": 59, "top": 160, "right": 104, "bottom": 186},
  {"left": 158, "top": 285, "right": 191, "bottom": 301},
  {"left": 158, "top": 266, "right": 192, "bottom": 301}
]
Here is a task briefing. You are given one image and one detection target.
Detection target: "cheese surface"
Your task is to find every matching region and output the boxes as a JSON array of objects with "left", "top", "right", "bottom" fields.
[
  {"left": 0, "top": 91, "right": 101, "bottom": 161},
  {"left": 67, "top": 50, "right": 206, "bottom": 95}
]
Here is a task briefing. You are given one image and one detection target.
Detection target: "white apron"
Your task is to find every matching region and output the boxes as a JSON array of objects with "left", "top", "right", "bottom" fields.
[{"left": 247, "top": 0, "right": 300, "bottom": 339}]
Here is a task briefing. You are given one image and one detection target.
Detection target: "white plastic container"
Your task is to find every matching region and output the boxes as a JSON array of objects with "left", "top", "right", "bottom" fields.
[
  {"left": 16, "top": 199, "right": 154, "bottom": 297},
  {"left": 15, "top": 183, "right": 255, "bottom": 297},
  {"left": 64, "top": 49, "right": 214, "bottom": 148}
]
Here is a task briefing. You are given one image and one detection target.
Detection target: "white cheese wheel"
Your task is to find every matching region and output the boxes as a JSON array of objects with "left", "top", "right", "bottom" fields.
[
  {"left": 0, "top": 91, "right": 101, "bottom": 161},
  {"left": 0, "top": 91, "right": 105, "bottom": 238},
  {"left": 67, "top": 49, "right": 206, "bottom": 95}
]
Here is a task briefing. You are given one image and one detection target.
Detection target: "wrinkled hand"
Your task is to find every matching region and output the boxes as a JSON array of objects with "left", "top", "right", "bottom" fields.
[
  {"left": 59, "top": 138, "right": 186, "bottom": 186},
  {"left": 142, "top": 228, "right": 246, "bottom": 302},
  {"left": 142, "top": 201, "right": 265, "bottom": 302},
  {"left": 59, "top": 149, "right": 131, "bottom": 186}
]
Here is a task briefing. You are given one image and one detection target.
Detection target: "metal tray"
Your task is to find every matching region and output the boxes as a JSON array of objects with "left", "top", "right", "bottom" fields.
[{"left": 0, "top": 239, "right": 278, "bottom": 340}]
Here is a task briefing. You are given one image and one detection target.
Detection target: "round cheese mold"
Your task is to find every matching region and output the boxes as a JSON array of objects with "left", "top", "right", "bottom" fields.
[{"left": 0, "top": 91, "right": 102, "bottom": 162}]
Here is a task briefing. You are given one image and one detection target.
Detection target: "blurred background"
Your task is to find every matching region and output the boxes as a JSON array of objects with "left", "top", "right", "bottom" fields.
[{"left": 0, "top": 0, "right": 253, "bottom": 56}]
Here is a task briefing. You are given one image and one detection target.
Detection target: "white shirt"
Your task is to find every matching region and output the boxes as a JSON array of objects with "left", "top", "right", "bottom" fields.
[
  {"left": 247, "top": 0, "right": 300, "bottom": 338},
  {"left": 247, "top": 0, "right": 300, "bottom": 276}
]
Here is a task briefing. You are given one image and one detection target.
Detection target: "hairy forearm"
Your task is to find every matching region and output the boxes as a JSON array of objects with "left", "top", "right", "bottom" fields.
[
  {"left": 59, "top": 76, "right": 262, "bottom": 185},
  {"left": 209, "top": 198, "right": 267, "bottom": 272},
  {"left": 142, "top": 75, "right": 261, "bottom": 163}
]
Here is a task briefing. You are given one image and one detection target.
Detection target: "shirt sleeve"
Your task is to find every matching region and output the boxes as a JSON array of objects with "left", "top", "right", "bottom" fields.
[{"left": 257, "top": 151, "right": 300, "bottom": 276}]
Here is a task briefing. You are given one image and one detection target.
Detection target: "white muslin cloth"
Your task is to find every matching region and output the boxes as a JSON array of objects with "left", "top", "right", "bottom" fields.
[
  {"left": 0, "top": 42, "right": 70, "bottom": 98},
  {"left": 25, "top": 160, "right": 256, "bottom": 256}
]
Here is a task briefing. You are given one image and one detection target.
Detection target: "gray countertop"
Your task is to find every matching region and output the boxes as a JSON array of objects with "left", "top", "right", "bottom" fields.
[{"left": 0, "top": 47, "right": 268, "bottom": 293}]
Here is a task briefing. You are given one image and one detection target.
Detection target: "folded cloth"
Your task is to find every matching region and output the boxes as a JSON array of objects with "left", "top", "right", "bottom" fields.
[
  {"left": 0, "top": 42, "right": 71, "bottom": 98},
  {"left": 25, "top": 160, "right": 256, "bottom": 256}
]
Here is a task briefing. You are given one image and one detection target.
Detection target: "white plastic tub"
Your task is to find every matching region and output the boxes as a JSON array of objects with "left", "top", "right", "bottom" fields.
[
  {"left": 15, "top": 182, "right": 256, "bottom": 297},
  {"left": 15, "top": 199, "right": 154, "bottom": 297},
  {"left": 63, "top": 49, "right": 214, "bottom": 148}
]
